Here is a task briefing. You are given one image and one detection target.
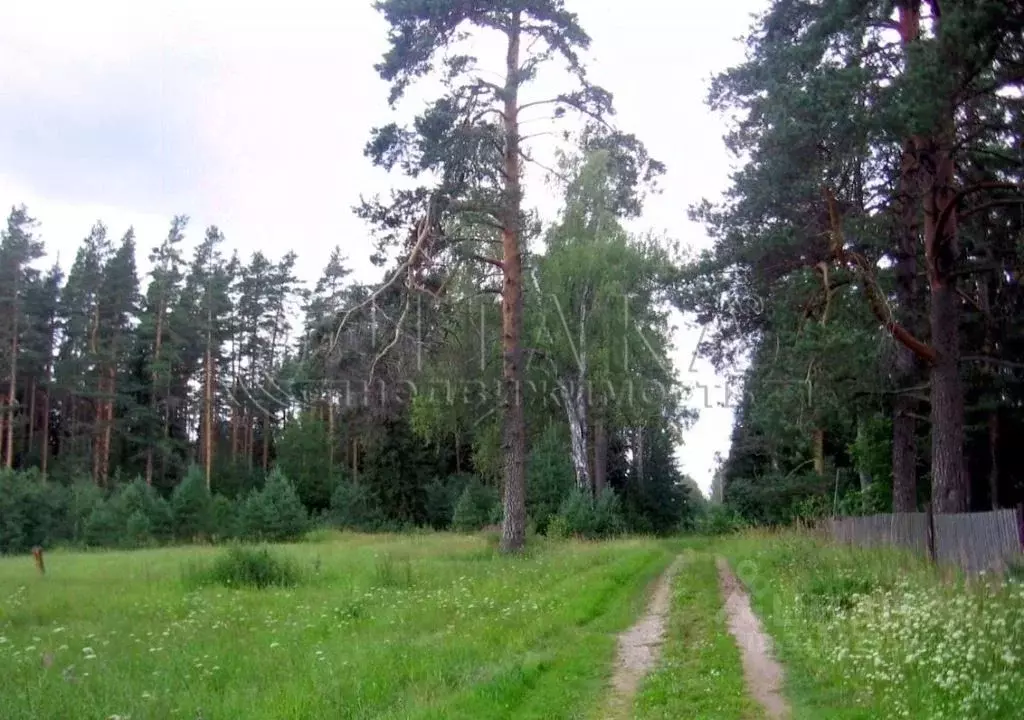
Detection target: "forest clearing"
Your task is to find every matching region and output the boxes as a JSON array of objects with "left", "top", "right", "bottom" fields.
[
  {"left": 2, "top": 0, "right": 1024, "bottom": 717},
  {"left": 2, "top": 531, "right": 1022, "bottom": 719}
]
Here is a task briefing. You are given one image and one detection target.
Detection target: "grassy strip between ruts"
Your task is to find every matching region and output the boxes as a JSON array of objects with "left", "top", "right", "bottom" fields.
[
  {"left": 718, "top": 530, "right": 1024, "bottom": 720},
  {"left": 0, "top": 533, "right": 673, "bottom": 720},
  {"left": 633, "top": 544, "right": 765, "bottom": 719}
]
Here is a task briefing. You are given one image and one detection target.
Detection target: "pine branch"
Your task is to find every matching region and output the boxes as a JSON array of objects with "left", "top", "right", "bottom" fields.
[
  {"left": 518, "top": 97, "right": 564, "bottom": 113},
  {"left": 368, "top": 288, "right": 412, "bottom": 383},
  {"left": 935, "top": 181, "right": 1024, "bottom": 240},
  {"left": 519, "top": 147, "right": 568, "bottom": 182},
  {"left": 463, "top": 252, "right": 504, "bottom": 270},
  {"left": 961, "top": 355, "right": 1024, "bottom": 371},
  {"left": 322, "top": 200, "right": 437, "bottom": 359},
  {"left": 823, "top": 185, "right": 937, "bottom": 365},
  {"left": 960, "top": 198, "right": 1024, "bottom": 222}
]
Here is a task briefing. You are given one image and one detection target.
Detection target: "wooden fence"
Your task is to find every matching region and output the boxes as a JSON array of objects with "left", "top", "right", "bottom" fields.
[{"left": 827, "top": 507, "right": 1024, "bottom": 573}]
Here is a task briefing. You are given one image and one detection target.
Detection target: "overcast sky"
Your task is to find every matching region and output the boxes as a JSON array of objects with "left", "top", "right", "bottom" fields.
[{"left": 0, "top": 0, "right": 764, "bottom": 493}]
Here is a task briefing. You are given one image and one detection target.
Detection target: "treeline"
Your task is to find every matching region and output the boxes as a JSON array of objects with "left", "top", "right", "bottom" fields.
[
  {"left": 0, "top": 145, "right": 702, "bottom": 553},
  {"left": 0, "top": 466, "right": 309, "bottom": 552},
  {"left": 688, "top": 0, "right": 1024, "bottom": 522},
  {"left": 0, "top": 457, "right": 665, "bottom": 554}
]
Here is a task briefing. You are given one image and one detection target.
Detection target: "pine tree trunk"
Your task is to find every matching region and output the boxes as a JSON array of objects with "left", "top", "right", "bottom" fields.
[
  {"left": 231, "top": 395, "right": 239, "bottom": 463},
  {"left": 93, "top": 374, "right": 115, "bottom": 487},
  {"left": 40, "top": 384, "right": 50, "bottom": 480},
  {"left": 100, "top": 367, "right": 115, "bottom": 484},
  {"left": 230, "top": 335, "right": 240, "bottom": 464},
  {"left": 26, "top": 377, "right": 35, "bottom": 459},
  {"left": 327, "top": 395, "right": 335, "bottom": 470},
  {"left": 498, "top": 11, "right": 527, "bottom": 553},
  {"left": 161, "top": 408, "right": 170, "bottom": 482},
  {"left": 146, "top": 299, "right": 165, "bottom": 486},
  {"left": 69, "top": 395, "right": 78, "bottom": 465},
  {"left": 262, "top": 410, "right": 270, "bottom": 472},
  {"left": 924, "top": 135, "right": 968, "bottom": 513},
  {"left": 247, "top": 357, "right": 257, "bottom": 471},
  {"left": 144, "top": 444, "right": 154, "bottom": 486},
  {"left": 351, "top": 437, "right": 358, "bottom": 481},
  {"left": 92, "top": 377, "right": 103, "bottom": 485},
  {"left": 891, "top": 4, "right": 926, "bottom": 512},
  {"left": 230, "top": 399, "right": 239, "bottom": 462},
  {"left": 893, "top": 1, "right": 968, "bottom": 513},
  {"left": 204, "top": 344, "right": 214, "bottom": 490},
  {"left": 454, "top": 433, "right": 461, "bottom": 474},
  {"left": 5, "top": 314, "right": 18, "bottom": 469},
  {"left": 892, "top": 136, "right": 921, "bottom": 512},
  {"left": 892, "top": 403, "right": 917, "bottom": 511},
  {"left": 89, "top": 303, "right": 102, "bottom": 485},
  {"left": 856, "top": 415, "right": 871, "bottom": 511},
  {"left": 246, "top": 408, "right": 252, "bottom": 463},
  {"left": 928, "top": 281, "right": 967, "bottom": 512}
]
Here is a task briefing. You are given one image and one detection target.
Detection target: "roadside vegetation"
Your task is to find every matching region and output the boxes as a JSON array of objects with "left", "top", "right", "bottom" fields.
[{"left": 718, "top": 531, "right": 1024, "bottom": 719}]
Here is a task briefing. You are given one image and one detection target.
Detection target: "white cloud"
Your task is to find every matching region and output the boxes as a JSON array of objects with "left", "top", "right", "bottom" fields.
[{"left": 0, "top": 0, "right": 764, "bottom": 492}]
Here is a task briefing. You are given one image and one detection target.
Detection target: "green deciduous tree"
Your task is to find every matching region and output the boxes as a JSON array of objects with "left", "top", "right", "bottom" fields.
[{"left": 529, "top": 148, "right": 676, "bottom": 493}]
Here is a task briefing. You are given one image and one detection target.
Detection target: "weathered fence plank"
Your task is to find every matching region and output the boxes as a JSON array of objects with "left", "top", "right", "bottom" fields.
[{"left": 827, "top": 509, "right": 1022, "bottom": 574}]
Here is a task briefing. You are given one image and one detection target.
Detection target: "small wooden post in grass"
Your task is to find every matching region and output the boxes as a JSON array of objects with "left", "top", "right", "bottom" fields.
[
  {"left": 926, "top": 504, "right": 937, "bottom": 565},
  {"left": 32, "top": 546, "right": 45, "bottom": 575}
]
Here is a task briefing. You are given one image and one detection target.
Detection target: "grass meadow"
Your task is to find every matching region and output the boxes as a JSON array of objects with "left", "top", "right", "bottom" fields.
[
  {"left": 4, "top": 529, "right": 1023, "bottom": 719},
  {"left": 0, "top": 532, "right": 675, "bottom": 720}
]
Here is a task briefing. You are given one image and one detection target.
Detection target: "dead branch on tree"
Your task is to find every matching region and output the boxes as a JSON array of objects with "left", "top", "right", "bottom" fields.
[
  {"left": 322, "top": 199, "right": 439, "bottom": 362},
  {"left": 822, "top": 185, "right": 938, "bottom": 365}
]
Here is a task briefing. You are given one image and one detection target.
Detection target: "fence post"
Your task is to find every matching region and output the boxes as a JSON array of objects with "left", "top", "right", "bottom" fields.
[{"left": 926, "top": 504, "right": 937, "bottom": 564}]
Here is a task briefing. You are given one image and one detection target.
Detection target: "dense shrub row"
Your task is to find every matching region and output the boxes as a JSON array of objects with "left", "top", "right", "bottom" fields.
[
  {"left": 1, "top": 457, "right": 697, "bottom": 554},
  {"left": 0, "top": 465, "right": 311, "bottom": 553}
]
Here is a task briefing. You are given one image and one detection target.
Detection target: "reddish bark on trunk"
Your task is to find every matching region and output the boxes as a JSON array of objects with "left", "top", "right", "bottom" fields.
[
  {"left": 5, "top": 314, "right": 18, "bottom": 469},
  {"left": 924, "top": 134, "right": 968, "bottom": 513},
  {"left": 145, "top": 296, "right": 166, "bottom": 486},
  {"left": 204, "top": 344, "right": 215, "bottom": 490},
  {"left": 498, "top": 10, "right": 527, "bottom": 553}
]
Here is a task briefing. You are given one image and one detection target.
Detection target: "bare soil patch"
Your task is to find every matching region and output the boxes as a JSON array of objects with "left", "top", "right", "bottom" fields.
[{"left": 602, "top": 555, "right": 684, "bottom": 717}]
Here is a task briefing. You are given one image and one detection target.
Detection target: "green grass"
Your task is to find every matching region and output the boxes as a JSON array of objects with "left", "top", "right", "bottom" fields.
[
  {"left": 718, "top": 530, "right": 1024, "bottom": 719},
  {"left": 12, "top": 526, "right": 1013, "bottom": 719},
  {"left": 0, "top": 532, "right": 672, "bottom": 719},
  {"left": 633, "top": 546, "right": 764, "bottom": 720}
]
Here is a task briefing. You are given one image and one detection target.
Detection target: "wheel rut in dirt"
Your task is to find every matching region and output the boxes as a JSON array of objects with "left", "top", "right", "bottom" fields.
[
  {"left": 602, "top": 555, "right": 684, "bottom": 718},
  {"left": 716, "top": 556, "right": 790, "bottom": 719}
]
